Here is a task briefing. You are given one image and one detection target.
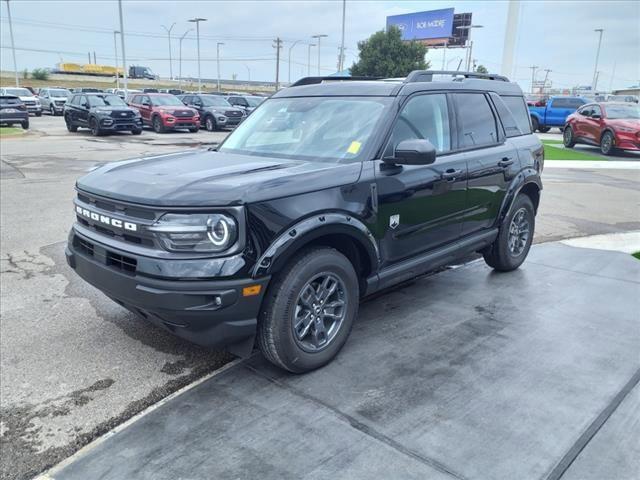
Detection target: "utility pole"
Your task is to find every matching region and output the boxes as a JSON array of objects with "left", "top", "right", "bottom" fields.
[
  {"left": 161, "top": 23, "right": 176, "bottom": 80},
  {"left": 592, "top": 28, "right": 604, "bottom": 90},
  {"left": 113, "top": 31, "right": 120, "bottom": 89},
  {"left": 273, "top": 37, "right": 283, "bottom": 90},
  {"left": 216, "top": 42, "right": 224, "bottom": 92},
  {"left": 118, "top": 0, "right": 128, "bottom": 95},
  {"left": 178, "top": 29, "right": 192, "bottom": 88},
  {"left": 188, "top": 17, "right": 207, "bottom": 93},
  {"left": 288, "top": 40, "right": 302, "bottom": 84},
  {"left": 5, "top": 0, "right": 19, "bottom": 86},
  {"left": 244, "top": 64, "right": 251, "bottom": 81},
  {"left": 307, "top": 43, "right": 316, "bottom": 76},
  {"left": 93, "top": 51, "right": 96, "bottom": 64},
  {"left": 338, "top": 0, "right": 346, "bottom": 71},
  {"left": 609, "top": 60, "right": 617, "bottom": 92},
  {"left": 529, "top": 65, "right": 538, "bottom": 94},
  {"left": 311, "top": 34, "right": 328, "bottom": 75},
  {"left": 542, "top": 69, "right": 551, "bottom": 93}
]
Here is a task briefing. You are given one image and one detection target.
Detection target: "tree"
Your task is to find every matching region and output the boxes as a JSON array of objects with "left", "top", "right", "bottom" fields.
[
  {"left": 31, "top": 68, "right": 49, "bottom": 80},
  {"left": 475, "top": 64, "right": 488, "bottom": 74},
  {"left": 350, "top": 26, "right": 429, "bottom": 77}
]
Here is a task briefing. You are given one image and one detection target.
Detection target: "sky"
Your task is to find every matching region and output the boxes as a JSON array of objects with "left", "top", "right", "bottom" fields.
[{"left": 1, "top": 0, "right": 638, "bottom": 92}]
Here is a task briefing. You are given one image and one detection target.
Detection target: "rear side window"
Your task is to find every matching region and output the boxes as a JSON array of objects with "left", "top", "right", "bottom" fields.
[
  {"left": 490, "top": 93, "right": 521, "bottom": 138},
  {"left": 552, "top": 98, "right": 585, "bottom": 109},
  {"left": 501, "top": 95, "right": 531, "bottom": 134},
  {"left": 455, "top": 93, "right": 498, "bottom": 148}
]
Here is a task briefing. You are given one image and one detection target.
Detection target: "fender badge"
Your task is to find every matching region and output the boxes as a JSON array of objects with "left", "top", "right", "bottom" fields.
[{"left": 389, "top": 214, "right": 400, "bottom": 229}]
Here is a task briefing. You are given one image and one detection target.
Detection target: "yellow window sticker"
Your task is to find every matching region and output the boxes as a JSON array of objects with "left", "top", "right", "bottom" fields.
[{"left": 347, "top": 141, "right": 362, "bottom": 154}]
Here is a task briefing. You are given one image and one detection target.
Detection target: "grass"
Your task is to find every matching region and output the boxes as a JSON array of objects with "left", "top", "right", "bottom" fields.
[
  {"left": 633, "top": 251, "right": 640, "bottom": 260},
  {"left": 0, "top": 127, "right": 25, "bottom": 136},
  {"left": 541, "top": 140, "right": 603, "bottom": 161}
]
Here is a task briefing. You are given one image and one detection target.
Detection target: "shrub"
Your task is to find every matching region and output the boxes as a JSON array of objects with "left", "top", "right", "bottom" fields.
[{"left": 31, "top": 69, "right": 49, "bottom": 80}]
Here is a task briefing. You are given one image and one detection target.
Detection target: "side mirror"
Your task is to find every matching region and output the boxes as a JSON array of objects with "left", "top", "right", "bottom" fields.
[
  {"left": 387, "top": 139, "right": 437, "bottom": 165},
  {"left": 83, "top": 102, "right": 90, "bottom": 109}
]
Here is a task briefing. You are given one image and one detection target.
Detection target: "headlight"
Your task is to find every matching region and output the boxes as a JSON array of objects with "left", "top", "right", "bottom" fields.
[
  {"left": 615, "top": 126, "right": 635, "bottom": 133},
  {"left": 148, "top": 213, "right": 237, "bottom": 253},
  {"left": 95, "top": 108, "right": 111, "bottom": 114}
]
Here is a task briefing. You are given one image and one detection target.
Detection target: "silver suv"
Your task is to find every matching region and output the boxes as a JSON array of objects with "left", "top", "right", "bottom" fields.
[{"left": 39, "top": 88, "right": 71, "bottom": 116}]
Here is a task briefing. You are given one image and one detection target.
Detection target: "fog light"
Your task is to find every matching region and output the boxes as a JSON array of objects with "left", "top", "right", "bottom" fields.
[{"left": 242, "top": 285, "right": 262, "bottom": 297}]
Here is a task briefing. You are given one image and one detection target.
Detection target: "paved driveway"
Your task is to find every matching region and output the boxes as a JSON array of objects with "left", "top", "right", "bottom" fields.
[{"left": 48, "top": 243, "right": 640, "bottom": 480}]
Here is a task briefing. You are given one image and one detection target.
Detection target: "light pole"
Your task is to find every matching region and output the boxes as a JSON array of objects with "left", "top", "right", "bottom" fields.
[
  {"left": 113, "top": 31, "right": 120, "bottom": 89},
  {"left": 188, "top": 17, "right": 207, "bottom": 93},
  {"left": 178, "top": 29, "right": 192, "bottom": 88},
  {"left": 117, "top": 0, "right": 128, "bottom": 96},
  {"left": 288, "top": 40, "right": 303, "bottom": 83},
  {"left": 338, "top": 0, "right": 346, "bottom": 72},
  {"left": 161, "top": 23, "right": 176, "bottom": 80},
  {"left": 592, "top": 28, "right": 604, "bottom": 90},
  {"left": 5, "top": 0, "right": 19, "bottom": 87},
  {"left": 216, "top": 42, "right": 224, "bottom": 92},
  {"left": 542, "top": 69, "right": 551, "bottom": 93},
  {"left": 311, "top": 34, "right": 328, "bottom": 75},
  {"left": 307, "top": 43, "right": 316, "bottom": 76},
  {"left": 456, "top": 24, "right": 483, "bottom": 71},
  {"left": 243, "top": 64, "right": 251, "bottom": 81}
]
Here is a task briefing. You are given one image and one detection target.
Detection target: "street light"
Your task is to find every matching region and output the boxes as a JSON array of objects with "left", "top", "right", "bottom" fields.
[
  {"left": 456, "top": 24, "right": 483, "bottom": 71},
  {"left": 311, "top": 34, "right": 328, "bottom": 75},
  {"left": 307, "top": 43, "right": 316, "bottom": 76},
  {"left": 216, "top": 42, "right": 224, "bottom": 92},
  {"left": 188, "top": 17, "right": 207, "bottom": 93},
  {"left": 4, "top": 0, "right": 19, "bottom": 87},
  {"left": 161, "top": 23, "right": 176, "bottom": 80},
  {"left": 113, "top": 31, "right": 120, "bottom": 89},
  {"left": 178, "top": 29, "right": 193, "bottom": 88},
  {"left": 288, "top": 40, "right": 303, "bottom": 83},
  {"left": 592, "top": 29, "right": 604, "bottom": 90}
]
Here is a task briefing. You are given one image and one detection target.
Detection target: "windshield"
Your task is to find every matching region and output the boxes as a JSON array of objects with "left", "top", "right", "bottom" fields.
[
  {"left": 87, "top": 95, "right": 127, "bottom": 107},
  {"left": 4, "top": 88, "right": 31, "bottom": 97},
  {"left": 201, "top": 96, "right": 231, "bottom": 107},
  {"left": 606, "top": 104, "right": 640, "bottom": 119},
  {"left": 246, "top": 97, "right": 264, "bottom": 107},
  {"left": 152, "top": 96, "right": 185, "bottom": 106},
  {"left": 50, "top": 89, "right": 69, "bottom": 97},
  {"left": 219, "top": 96, "right": 392, "bottom": 162}
]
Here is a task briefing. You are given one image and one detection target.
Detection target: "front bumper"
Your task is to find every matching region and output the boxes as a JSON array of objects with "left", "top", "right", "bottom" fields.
[
  {"left": 614, "top": 132, "right": 640, "bottom": 151},
  {"left": 26, "top": 105, "right": 42, "bottom": 114},
  {"left": 66, "top": 229, "right": 269, "bottom": 349},
  {"left": 163, "top": 117, "right": 200, "bottom": 129},
  {"left": 99, "top": 117, "right": 143, "bottom": 131},
  {"left": 225, "top": 116, "right": 243, "bottom": 127}
]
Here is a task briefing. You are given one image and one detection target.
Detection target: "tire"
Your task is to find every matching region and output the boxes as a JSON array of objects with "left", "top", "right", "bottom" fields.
[
  {"left": 35, "top": 111, "right": 42, "bottom": 117},
  {"left": 538, "top": 126, "right": 551, "bottom": 133},
  {"left": 131, "top": 127, "right": 142, "bottom": 135},
  {"left": 189, "top": 126, "right": 200, "bottom": 133},
  {"left": 531, "top": 116, "right": 540, "bottom": 133},
  {"left": 204, "top": 115, "right": 216, "bottom": 132},
  {"left": 65, "top": 116, "right": 77, "bottom": 132},
  {"left": 483, "top": 194, "right": 535, "bottom": 272},
  {"left": 257, "top": 247, "right": 359, "bottom": 373},
  {"left": 600, "top": 131, "right": 615, "bottom": 156},
  {"left": 563, "top": 125, "right": 576, "bottom": 148},
  {"left": 21, "top": 121, "right": 29, "bottom": 130},
  {"left": 152, "top": 115, "right": 165, "bottom": 133},
  {"left": 89, "top": 117, "right": 102, "bottom": 136},
  {"left": 50, "top": 105, "right": 55, "bottom": 116}
]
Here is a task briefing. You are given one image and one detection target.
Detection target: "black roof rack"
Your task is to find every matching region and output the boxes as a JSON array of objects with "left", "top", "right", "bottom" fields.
[
  {"left": 290, "top": 76, "right": 382, "bottom": 87},
  {"left": 405, "top": 70, "right": 510, "bottom": 82}
]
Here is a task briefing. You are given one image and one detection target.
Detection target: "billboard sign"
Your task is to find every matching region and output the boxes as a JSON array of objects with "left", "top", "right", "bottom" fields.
[{"left": 386, "top": 8, "right": 455, "bottom": 41}]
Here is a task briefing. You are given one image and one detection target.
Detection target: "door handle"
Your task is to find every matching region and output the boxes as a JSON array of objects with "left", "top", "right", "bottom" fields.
[
  {"left": 498, "top": 157, "right": 514, "bottom": 167},
  {"left": 441, "top": 168, "right": 463, "bottom": 180}
]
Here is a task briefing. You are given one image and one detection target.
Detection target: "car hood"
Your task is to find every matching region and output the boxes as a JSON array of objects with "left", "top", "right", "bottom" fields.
[
  {"left": 18, "top": 96, "right": 38, "bottom": 101},
  {"left": 156, "top": 107, "right": 197, "bottom": 114},
  {"left": 90, "top": 106, "right": 135, "bottom": 112},
  {"left": 205, "top": 106, "right": 243, "bottom": 114},
  {"left": 607, "top": 118, "right": 640, "bottom": 130},
  {"left": 76, "top": 150, "right": 362, "bottom": 207}
]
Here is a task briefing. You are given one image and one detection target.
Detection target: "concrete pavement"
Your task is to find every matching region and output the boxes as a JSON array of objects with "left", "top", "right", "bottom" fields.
[{"left": 46, "top": 243, "right": 640, "bottom": 480}]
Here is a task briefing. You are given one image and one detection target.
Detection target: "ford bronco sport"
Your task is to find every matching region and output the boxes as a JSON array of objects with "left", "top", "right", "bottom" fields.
[{"left": 66, "top": 71, "right": 543, "bottom": 373}]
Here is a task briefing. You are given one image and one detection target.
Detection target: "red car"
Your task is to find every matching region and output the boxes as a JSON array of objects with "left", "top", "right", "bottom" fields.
[
  {"left": 564, "top": 102, "right": 640, "bottom": 155},
  {"left": 128, "top": 93, "right": 200, "bottom": 133}
]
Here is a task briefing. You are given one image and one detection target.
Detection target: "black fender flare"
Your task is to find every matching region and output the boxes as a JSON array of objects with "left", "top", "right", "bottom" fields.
[
  {"left": 251, "top": 213, "right": 380, "bottom": 278},
  {"left": 495, "top": 168, "right": 542, "bottom": 226}
]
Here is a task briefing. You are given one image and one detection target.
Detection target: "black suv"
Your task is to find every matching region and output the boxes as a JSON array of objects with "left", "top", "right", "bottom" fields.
[
  {"left": 66, "top": 71, "right": 543, "bottom": 373},
  {"left": 64, "top": 93, "right": 143, "bottom": 136},
  {"left": 178, "top": 94, "right": 245, "bottom": 130}
]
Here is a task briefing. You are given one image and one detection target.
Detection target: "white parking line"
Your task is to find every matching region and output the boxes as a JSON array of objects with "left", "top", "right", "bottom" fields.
[{"left": 544, "top": 160, "right": 640, "bottom": 170}]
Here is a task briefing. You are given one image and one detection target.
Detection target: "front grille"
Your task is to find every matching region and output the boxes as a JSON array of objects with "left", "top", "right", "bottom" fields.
[
  {"left": 23, "top": 100, "right": 36, "bottom": 106},
  {"left": 110, "top": 110, "right": 134, "bottom": 118},
  {"left": 174, "top": 110, "right": 194, "bottom": 117},
  {"left": 106, "top": 251, "right": 137, "bottom": 274},
  {"left": 225, "top": 110, "right": 242, "bottom": 117},
  {"left": 55, "top": 100, "right": 66, "bottom": 106},
  {"left": 73, "top": 234, "right": 137, "bottom": 274},
  {"left": 74, "top": 236, "right": 94, "bottom": 257}
]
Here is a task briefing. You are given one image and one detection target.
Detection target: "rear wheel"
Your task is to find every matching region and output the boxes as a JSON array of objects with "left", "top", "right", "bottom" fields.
[
  {"left": 204, "top": 115, "right": 216, "bottom": 132},
  {"left": 257, "top": 247, "right": 359, "bottom": 373},
  {"left": 563, "top": 125, "right": 576, "bottom": 148},
  {"left": 152, "top": 115, "right": 165, "bottom": 133},
  {"left": 35, "top": 111, "right": 42, "bottom": 117},
  {"left": 21, "top": 120, "right": 29, "bottom": 130},
  {"left": 600, "top": 131, "right": 615, "bottom": 156},
  {"left": 483, "top": 194, "right": 535, "bottom": 272},
  {"left": 531, "top": 116, "right": 540, "bottom": 132},
  {"left": 538, "top": 126, "right": 551, "bottom": 133}
]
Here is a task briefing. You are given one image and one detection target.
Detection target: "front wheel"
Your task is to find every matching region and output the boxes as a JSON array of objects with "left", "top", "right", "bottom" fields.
[
  {"left": 189, "top": 126, "right": 200, "bottom": 133},
  {"left": 600, "top": 131, "right": 616, "bottom": 156},
  {"left": 538, "top": 126, "right": 551, "bottom": 133},
  {"left": 50, "top": 105, "right": 56, "bottom": 116},
  {"left": 531, "top": 116, "right": 540, "bottom": 133},
  {"left": 21, "top": 120, "right": 29, "bottom": 130},
  {"left": 152, "top": 116, "right": 165, "bottom": 133},
  {"left": 131, "top": 127, "right": 142, "bottom": 135},
  {"left": 257, "top": 247, "right": 359, "bottom": 373},
  {"left": 89, "top": 118, "right": 102, "bottom": 136},
  {"left": 483, "top": 194, "right": 535, "bottom": 272},
  {"left": 65, "top": 116, "right": 77, "bottom": 132},
  {"left": 35, "top": 111, "right": 42, "bottom": 117},
  {"left": 204, "top": 115, "right": 216, "bottom": 132},
  {"left": 563, "top": 125, "right": 576, "bottom": 148}
]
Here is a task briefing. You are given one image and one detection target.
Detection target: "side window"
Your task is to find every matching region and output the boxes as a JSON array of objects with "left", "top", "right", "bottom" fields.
[
  {"left": 183, "top": 95, "right": 193, "bottom": 104},
  {"left": 501, "top": 95, "right": 531, "bottom": 134},
  {"left": 552, "top": 98, "right": 569, "bottom": 108},
  {"left": 385, "top": 93, "right": 451, "bottom": 157},
  {"left": 490, "top": 93, "right": 521, "bottom": 138},
  {"left": 455, "top": 93, "right": 498, "bottom": 148},
  {"left": 80, "top": 96, "right": 88, "bottom": 107},
  {"left": 569, "top": 98, "right": 586, "bottom": 109},
  {"left": 591, "top": 105, "right": 602, "bottom": 117}
]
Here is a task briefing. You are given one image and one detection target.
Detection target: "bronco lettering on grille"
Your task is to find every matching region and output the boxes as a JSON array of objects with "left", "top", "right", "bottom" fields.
[{"left": 75, "top": 205, "right": 138, "bottom": 231}]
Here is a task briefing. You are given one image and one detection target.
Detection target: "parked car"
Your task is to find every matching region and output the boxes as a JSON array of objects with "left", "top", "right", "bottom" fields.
[
  {"left": 225, "top": 95, "right": 265, "bottom": 115},
  {"left": 70, "top": 88, "right": 103, "bottom": 94},
  {"left": 605, "top": 94, "right": 639, "bottom": 104},
  {"left": 563, "top": 102, "right": 640, "bottom": 155},
  {"left": 64, "top": 93, "right": 142, "bottom": 136},
  {"left": 39, "top": 88, "right": 71, "bottom": 116},
  {"left": 112, "top": 88, "right": 142, "bottom": 99},
  {"left": 65, "top": 70, "right": 543, "bottom": 373},
  {"left": 0, "top": 95, "right": 29, "bottom": 129},
  {"left": 0, "top": 87, "right": 42, "bottom": 116},
  {"left": 159, "top": 88, "right": 184, "bottom": 95},
  {"left": 178, "top": 94, "right": 245, "bottom": 130},
  {"left": 128, "top": 93, "right": 199, "bottom": 133},
  {"left": 528, "top": 96, "right": 587, "bottom": 132}
]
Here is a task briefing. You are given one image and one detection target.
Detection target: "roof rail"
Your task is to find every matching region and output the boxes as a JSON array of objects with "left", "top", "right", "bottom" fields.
[
  {"left": 405, "top": 70, "right": 510, "bottom": 83},
  {"left": 290, "top": 76, "right": 382, "bottom": 87}
]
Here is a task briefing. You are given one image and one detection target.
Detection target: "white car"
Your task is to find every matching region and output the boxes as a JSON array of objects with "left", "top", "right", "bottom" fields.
[
  {"left": 0, "top": 87, "right": 42, "bottom": 116},
  {"left": 38, "top": 87, "right": 71, "bottom": 116}
]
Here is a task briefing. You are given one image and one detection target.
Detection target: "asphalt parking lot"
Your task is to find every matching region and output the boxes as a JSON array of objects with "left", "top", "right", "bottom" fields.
[{"left": 1, "top": 116, "right": 639, "bottom": 480}]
